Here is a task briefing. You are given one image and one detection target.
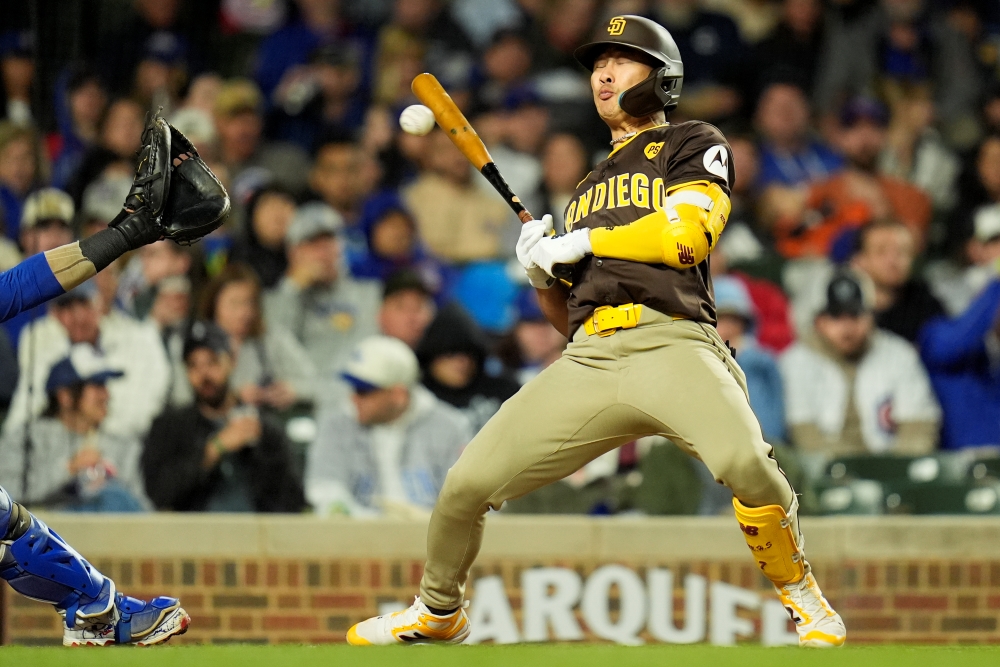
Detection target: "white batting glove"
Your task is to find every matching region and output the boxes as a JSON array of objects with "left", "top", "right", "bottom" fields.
[
  {"left": 529, "top": 228, "right": 592, "bottom": 278},
  {"left": 516, "top": 214, "right": 555, "bottom": 288}
]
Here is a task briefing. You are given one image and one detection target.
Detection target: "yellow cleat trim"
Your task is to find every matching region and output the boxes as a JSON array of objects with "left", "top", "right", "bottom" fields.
[
  {"left": 346, "top": 625, "right": 373, "bottom": 646},
  {"left": 801, "top": 629, "right": 846, "bottom": 647}
]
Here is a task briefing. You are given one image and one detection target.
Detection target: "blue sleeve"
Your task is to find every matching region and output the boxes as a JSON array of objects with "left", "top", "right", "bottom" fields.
[
  {"left": 919, "top": 280, "right": 1000, "bottom": 368},
  {"left": 0, "top": 253, "right": 65, "bottom": 324}
]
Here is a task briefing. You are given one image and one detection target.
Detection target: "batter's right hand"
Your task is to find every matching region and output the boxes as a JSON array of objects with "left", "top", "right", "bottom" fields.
[{"left": 516, "top": 214, "right": 555, "bottom": 289}]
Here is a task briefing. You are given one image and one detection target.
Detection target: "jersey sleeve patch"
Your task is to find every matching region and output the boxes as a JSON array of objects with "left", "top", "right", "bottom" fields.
[{"left": 703, "top": 145, "right": 729, "bottom": 184}]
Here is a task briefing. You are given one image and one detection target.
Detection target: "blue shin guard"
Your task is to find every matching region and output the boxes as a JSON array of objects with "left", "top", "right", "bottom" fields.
[{"left": 0, "top": 486, "right": 114, "bottom": 628}]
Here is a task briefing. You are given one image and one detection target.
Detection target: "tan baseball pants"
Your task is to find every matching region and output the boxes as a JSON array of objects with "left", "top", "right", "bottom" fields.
[{"left": 419, "top": 309, "right": 796, "bottom": 610}]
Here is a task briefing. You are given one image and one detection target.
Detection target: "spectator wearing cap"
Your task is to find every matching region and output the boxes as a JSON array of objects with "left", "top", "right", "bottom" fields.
[
  {"left": 780, "top": 270, "right": 940, "bottom": 456},
  {"left": 850, "top": 219, "right": 944, "bottom": 343},
  {"left": 132, "top": 29, "right": 189, "bottom": 113},
  {"left": 919, "top": 205, "right": 1000, "bottom": 448},
  {"left": 403, "top": 129, "right": 517, "bottom": 262},
  {"left": 66, "top": 97, "right": 145, "bottom": 207},
  {"left": 379, "top": 270, "right": 437, "bottom": 350},
  {"left": 714, "top": 276, "right": 787, "bottom": 444},
  {"left": 213, "top": 78, "right": 310, "bottom": 200},
  {"left": 496, "top": 287, "right": 567, "bottom": 386},
  {"left": 263, "top": 202, "right": 380, "bottom": 407},
  {"left": 270, "top": 43, "right": 368, "bottom": 154},
  {"left": 0, "top": 343, "right": 148, "bottom": 511},
  {"left": 772, "top": 97, "right": 931, "bottom": 259},
  {"left": 0, "top": 188, "right": 77, "bottom": 348},
  {"left": 348, "top": 191, "right": 445, "bottom": 288},
  {"left": 0, "top": 121, "right": 44, "bottom": 241},
  {"left": 78, "top": 174, "right": 132, "bottom": 239},
  {"left": 0, "top": 30, "right": 35, "bottom": 126},
  {"left": 230, "top": 184, "right": 297, "bottom": 289},
  {"left": 49, "top": 67, "right": 108, "bottom": 191},
  {"left": 929, "top": 204, "right": 1000, "bottom": 317},
  {"left": 416, "top": 302, "right": 519, "bottom": 433},
  {"left": 200, "top": 262, "right": 316, "bottom": 412},
  {"left": 19, "top": 188, "right": 75, "bottom": 257},
  {"left": 306, "top": 335, "right": 470, "bottom": 517},
  {"left": 142, "top": 321, "right": 306, "bottom": 512},
  {"left": 4, "top": 279, "right": 170, "bottom": 441},
  {"left": 754, "top": 82, "right": 843, "bottom": 189}
]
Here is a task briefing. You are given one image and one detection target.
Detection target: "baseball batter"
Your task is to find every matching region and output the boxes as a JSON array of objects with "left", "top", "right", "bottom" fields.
[{"left": 349, "top": 15, "right": 845, "bottom": 648}]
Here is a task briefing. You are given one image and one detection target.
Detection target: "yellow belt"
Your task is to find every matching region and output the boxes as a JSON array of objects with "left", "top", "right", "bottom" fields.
[{"left": 583, "top": 304, "right": 644, "bottom": 337}]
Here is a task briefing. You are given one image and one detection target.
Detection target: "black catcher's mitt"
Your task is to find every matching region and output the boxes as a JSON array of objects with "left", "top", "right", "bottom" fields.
[
  {"left": 160, "top": 124, "right": 230, "bottom": 244},
  {"left": 124, "top": 113, "right": 171, "bottom": 218}
]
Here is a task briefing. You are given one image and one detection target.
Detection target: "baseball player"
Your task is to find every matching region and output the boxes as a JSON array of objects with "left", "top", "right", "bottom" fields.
[
  {"left": 348, "top": 16, "right": 845, "bottom": 648},
  {"left": 0, "top": 114, "right": 228, "bottom": 645}
]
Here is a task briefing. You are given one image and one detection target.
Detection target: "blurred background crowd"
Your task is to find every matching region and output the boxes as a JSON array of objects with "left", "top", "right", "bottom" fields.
[{"left": 2, "top": 0, "right": 1000, "bottom": 519}]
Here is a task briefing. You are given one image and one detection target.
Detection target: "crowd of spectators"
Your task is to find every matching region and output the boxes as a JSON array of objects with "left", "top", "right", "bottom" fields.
[{"left": 2, "top": 0, "right": 1000, "bottom": 517}]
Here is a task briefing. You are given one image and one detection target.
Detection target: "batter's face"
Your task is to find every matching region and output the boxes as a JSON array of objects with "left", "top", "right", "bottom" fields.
[{"left": 590, "top": 47, "right": 655, "bottom": 125}]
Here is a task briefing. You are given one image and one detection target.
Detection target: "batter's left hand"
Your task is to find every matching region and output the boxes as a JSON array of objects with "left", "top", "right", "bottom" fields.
[{"left": 529, "top": 228, "right": 592, "bottom": 277}]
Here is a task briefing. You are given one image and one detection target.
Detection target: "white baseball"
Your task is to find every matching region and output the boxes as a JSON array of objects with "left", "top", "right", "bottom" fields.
[{"left": 399, "top": 104, "right": 436, "bottom": 136}]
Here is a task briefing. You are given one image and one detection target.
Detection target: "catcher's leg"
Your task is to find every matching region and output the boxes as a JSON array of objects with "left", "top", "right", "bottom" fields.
[
  {"left": 0, "top": 486, "right": 190, "bottom": 646},
  {"left": 348, "top": 331, "right": 657, "bottom": 645},
  {"left": 621, "top": 319, "right": 845, "bottom": 647}
]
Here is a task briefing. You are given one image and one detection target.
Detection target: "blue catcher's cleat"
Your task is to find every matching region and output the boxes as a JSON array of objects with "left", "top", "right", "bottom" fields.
[
  {"left": 63, "top": 592, "right": 191, "bottom": 647},
  {"left": 1, "top": 487, "right": 189, "bottom": 646}
]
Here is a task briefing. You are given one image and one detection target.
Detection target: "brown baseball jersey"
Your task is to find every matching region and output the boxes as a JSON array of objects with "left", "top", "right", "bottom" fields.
[{"left": 564, "top": 121, "right": 734, "bottom": 335}]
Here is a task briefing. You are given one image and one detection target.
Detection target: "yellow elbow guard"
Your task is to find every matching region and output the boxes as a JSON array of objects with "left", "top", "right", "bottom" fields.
[
  {"left": 589, "top": 180, "right": 731, "bottom": 269},
  {"left": 660, "top": 181, "right": 731, "bottom": 268},
  {"left": 733, "top": 498, "right": 805, "bottom": 586}
]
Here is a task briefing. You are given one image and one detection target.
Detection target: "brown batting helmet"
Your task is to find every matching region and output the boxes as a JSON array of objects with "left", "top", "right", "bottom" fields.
[{"left": 574, "top": 15, "right": 684, "bottom": 116}]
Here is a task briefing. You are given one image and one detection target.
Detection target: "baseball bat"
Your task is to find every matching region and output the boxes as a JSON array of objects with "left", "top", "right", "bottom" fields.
[{"left": 411, "top": 73, "right": 573, "bottom": 281}]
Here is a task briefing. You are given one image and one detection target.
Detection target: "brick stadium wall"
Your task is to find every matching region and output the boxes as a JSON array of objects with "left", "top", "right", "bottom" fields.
[{"left": 3, "top": 515, "right": 1000, "bottom": 645}]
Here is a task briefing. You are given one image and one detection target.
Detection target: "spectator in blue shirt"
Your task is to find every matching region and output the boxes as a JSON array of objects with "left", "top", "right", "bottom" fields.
[
  {"left": 754, "top": 81, "right": 842, "bottom": 188},
  {"left": 713, "top": 275, "right": 787, "bottom": 444},
  {"left": 919, "top": 210, "right": 1000, "bottom": 449}
]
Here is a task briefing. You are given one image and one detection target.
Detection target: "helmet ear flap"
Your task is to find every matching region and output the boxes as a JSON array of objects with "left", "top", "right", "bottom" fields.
[{"left": 618, "top": 67, "right": 681, "bottom": 117}]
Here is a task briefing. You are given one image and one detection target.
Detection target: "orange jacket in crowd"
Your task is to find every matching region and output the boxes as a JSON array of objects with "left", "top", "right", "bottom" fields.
[{"left": 773, "top": 172, "right": 931, "bottom": 259}]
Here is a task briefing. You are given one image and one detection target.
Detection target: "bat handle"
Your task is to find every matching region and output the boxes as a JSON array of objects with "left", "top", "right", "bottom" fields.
[{"left": 480, "top": 163, "right": 574, "bottom": 282}]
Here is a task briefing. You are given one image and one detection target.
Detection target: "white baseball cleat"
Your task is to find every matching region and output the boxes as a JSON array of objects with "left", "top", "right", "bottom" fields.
[
  {"left": 347, "top": 596, "right": 470, "bottom": 645},
  {"left": 776, "top": 573, "right": 846, "bottom": 647}
]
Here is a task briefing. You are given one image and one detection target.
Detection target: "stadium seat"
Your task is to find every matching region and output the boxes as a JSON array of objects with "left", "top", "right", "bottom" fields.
[
  {"left": 813, "top": 479, "right": 884, "bottom": 515},
  {"left": 881, "top": 480, "right": 1000, "bottom": 515}
]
